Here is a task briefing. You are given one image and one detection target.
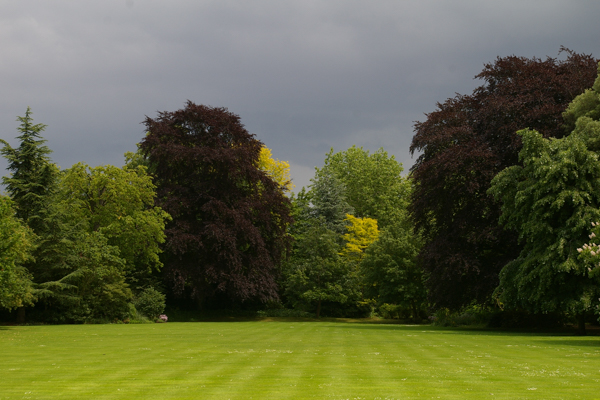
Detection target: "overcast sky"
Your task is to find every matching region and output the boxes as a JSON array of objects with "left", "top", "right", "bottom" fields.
[{"left": 1, "top": 1, "right": 599, "bottom": 191}]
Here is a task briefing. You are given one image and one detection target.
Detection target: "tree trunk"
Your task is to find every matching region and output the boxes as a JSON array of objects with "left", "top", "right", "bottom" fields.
[
  {"left": 316, "top": 300, "right": 321, "bottom": 318},
  {"left": 16, "top": 307, "right": 25, "bottom": 324},
  {"left": 576, "top": 312, "right": 587, "bottom": 336},
  {"left": 196, "top": 295, "right": 205, "bottom": 313},
  {"left": 411, "top": 301, "right": 418, "bottom": 323}
]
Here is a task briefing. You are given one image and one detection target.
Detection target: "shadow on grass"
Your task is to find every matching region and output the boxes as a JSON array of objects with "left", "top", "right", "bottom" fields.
[
  {"left": 540, "top": 339, "right": 600, "bottom": 347},
  {"left": 335, "top": 322, "right": 600, "bottom": 338}
]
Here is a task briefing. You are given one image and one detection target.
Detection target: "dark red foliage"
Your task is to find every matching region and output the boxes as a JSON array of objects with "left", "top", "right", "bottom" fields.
[
  {"left": 410, "top": 49, "right": 598, "bottom": 310},
  {"left": 140, "top": 101, "right": 293, "bottom": 304}
]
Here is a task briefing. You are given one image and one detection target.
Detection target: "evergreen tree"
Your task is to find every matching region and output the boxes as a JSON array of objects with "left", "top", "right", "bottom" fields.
[
  {"left": 310, "top": 170, "right": 353, "bottom": 235},
  {"left": 1, "top": 107, "right": 58, "bottom": 234}
]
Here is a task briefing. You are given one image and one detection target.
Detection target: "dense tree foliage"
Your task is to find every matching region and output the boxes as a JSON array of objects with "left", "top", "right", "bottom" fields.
[
  {"left": 283, "top": 224, "right": 352, "bottom": 318},
  {"left": 257, "top": 146, "right": 294, "bottom": 192},
  {"left": 489, "top": 65, "right": 600, "bottom": 333},
  {"left": 358, "top": 175, "right": 426, "bottom": 320},
  {"left": 410, "top": 49, "right": 599, "bottom": 310},
  {"left": 309, "top": 170, "right": 354, "bottom": 235},
  {"left": 340, "top": 214, "right": 379, "bottom": 264},
  {"left": 283, "top": 147, "right": 419, "bottom": 318},
  {"left": 315, "top": 146, "right": 408, "bottom": 228},
  {"left": 489, "top": 128, "right": 600, "bottom": 332},
  {"left": 0, "top": 107, "right": 58, "bottom": 234},
  {"left": 140, "top": 102, "right": 293, "bottom": 306},
  {"left": 26, "top": 162, "right": 170, "bottom": 322},
  {"left": 5, "top": 54, "right": 600, "bottom": 325},
  {"left": 0, "top": 196, "right": 35, "bottom": 310},
  {"left": 361, "top": 215, "right": 426, "bottom": 320},
  {"left": 55, "top": 162, "right": 170, "bottom": 286},
  {"left": 0, "top": 108, "right": 172, "bottom": 322}
]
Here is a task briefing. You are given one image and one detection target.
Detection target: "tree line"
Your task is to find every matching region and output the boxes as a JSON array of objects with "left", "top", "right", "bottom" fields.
[{"left": 2, "top": 49, "right": 600, "bottom": 331}]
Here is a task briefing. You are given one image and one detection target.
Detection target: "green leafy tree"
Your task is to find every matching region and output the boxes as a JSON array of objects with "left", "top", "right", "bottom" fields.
[
  {"left": 29, "top": 162, "right": 169, "bottom": 322},
  {"left": 134, "top": 287, "right": 166, "bottom": 320},
  {"left": 489, "top": 125, "right": 600, "bottom": 334},
  {"left": 316, "top": 146, "right": 408, "bottom": 228},
  {"left": 284, "top": 224, "right": 352, "bottom": 317},
  {"left": 1, "top": 108, "right": 58, "bottom": 321},
  {"left": 284, "top": 170, "right": 360, "bottom": 316},
  {"left": 54, "top": 162, "right": 170, "bottom": 286},
  {"left": 56, "top": 231, "right": 132, "bottom": 322},
  {"left": 361, "top": 212, "right": 426, "bottom": 320},
  {"left": 0, "top": 196, "right": 35, "bottom": 310},
  {"left": 285, "top": 147, "right": 413, "bottom": 317}
]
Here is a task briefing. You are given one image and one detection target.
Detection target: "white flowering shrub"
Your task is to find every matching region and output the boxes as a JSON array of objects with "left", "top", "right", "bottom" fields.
[{"left": 577, "top": 222, "right": 600, "bottom": 277}]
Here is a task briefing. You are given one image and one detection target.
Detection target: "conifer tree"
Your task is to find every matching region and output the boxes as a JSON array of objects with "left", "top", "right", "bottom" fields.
[{"left": 1, "top": 107, "right": 58, "bottom": 234}]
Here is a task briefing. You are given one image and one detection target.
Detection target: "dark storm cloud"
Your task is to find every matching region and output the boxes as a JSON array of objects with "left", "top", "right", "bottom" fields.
[{"left": 1, "top": 0, "right": 599, "bottom": 189}]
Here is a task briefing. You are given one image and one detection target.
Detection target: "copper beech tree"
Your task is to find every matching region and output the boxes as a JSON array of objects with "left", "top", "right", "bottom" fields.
[
  {"left": 410, "top": 49, "right": 599, "bottom": 310},
  {"left": 140, "top": 102, "right": 293, "bottom": 306}
]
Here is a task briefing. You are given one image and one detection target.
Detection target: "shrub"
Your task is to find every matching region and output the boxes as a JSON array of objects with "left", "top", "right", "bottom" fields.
[
  {"left": 256, "top": 309, "right": 316, "bottom": 318},
  {"left": 134, "top": 287, "right": 166, "bottom": 320},
  {"left": 430, "top": 305, "right": 493, "bottom": 327}
]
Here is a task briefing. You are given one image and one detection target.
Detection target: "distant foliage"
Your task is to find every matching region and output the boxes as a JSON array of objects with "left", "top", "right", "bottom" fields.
[
  {"left": 340, "top": 214, "right": 379, "bottom": 264},
  {"left": 315, "top": 146, "right": 408, "bottom": 229},
  {"left": 309, "top": 170, "right": 354, "bottom": 235},
  {"left": 54, "top": 162, "right": 170, "bottom": 285},
  {"left": 256, "top": 309, "right": 315, "bottom": 318},
  {"left": 134, "top": 287, "right": 166, "bottom": 321},
  {"left": 284, "top": 224, "right": 352, "bottom": 318},
  {"left": 361, "top": 212, "right": 426, "bottom": 320}
]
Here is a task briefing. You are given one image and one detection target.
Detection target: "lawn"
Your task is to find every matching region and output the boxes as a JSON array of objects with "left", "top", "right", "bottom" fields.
[{"left": 1, "top": 320, "right": 599, "bottom": 399}]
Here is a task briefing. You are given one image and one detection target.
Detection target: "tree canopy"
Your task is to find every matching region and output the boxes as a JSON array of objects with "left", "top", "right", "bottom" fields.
[
  {"left": 489, "top": 128, "right": 600, "bottom": 320},
  {"left": 409, "top": 49, "right": 599, "bottom": 310},
  {"left": 0, "top": 107, "right": 58, "bottom": 234},
  {"left": 340, "top": 214, "right": 379, "bottom": 264},
  {"left": 257, "top": 146, "right": 294, "bottom": 192},
  {"left": 139, "top": 101, "right": 293, "bottom": 305},
  {"left": 315, "top": 146, "right": 408, "bottom": 228},
  {"left": 55, "top": 162, "right": 170, "bottom": 282}
]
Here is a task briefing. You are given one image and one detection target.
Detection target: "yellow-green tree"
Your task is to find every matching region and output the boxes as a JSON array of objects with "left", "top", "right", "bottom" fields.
[
  {"left": 340, "top": 214, "right": 379, "bottom": 263},
  {"left": 257, "top": 146, "right": 294, "bottom": 192}
]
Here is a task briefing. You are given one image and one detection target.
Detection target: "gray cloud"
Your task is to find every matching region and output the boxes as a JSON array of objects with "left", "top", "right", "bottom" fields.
[{"left": 1, "top": 0, "right": 599, "bottom": 190}]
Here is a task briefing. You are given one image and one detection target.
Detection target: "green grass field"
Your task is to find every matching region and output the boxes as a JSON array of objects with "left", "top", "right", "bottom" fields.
[{"left": 1, "top": 320, "right": 599, "bottom": 399}]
